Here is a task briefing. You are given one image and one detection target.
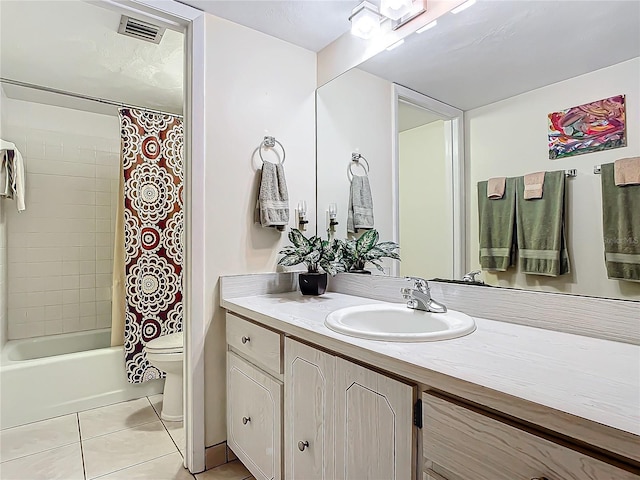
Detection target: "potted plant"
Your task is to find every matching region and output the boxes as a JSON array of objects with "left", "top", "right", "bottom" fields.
[
  {"left": 337, "top": 229, "right": 400, "bottom": 274},
  {"left": 278, "top": 229, "right": 344, "bottom": 295}
]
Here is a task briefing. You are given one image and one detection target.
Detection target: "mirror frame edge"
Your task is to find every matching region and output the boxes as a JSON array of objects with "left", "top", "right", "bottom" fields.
[{"left": 391, "top": 84, "right": 466, "bottom": 279}]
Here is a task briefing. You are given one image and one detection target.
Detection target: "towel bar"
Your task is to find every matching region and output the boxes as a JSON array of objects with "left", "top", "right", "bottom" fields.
[
  {"left": 349, "top": 152, "right": 370, "bottom": 179},
  {"left": 259, "top": 136, "right": 286, "bottom": 165}
]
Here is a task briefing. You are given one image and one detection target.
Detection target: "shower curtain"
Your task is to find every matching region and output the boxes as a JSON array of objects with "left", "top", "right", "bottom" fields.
[{"left": 112, "top": 108, "right": 184, "bottom": 383}]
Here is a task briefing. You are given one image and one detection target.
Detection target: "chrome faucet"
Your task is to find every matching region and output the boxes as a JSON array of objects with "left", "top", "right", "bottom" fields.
[
  {"left": 400, "top": 277, "right": 447, "bottom": 313},
  {"left": 462, "top": 270, "right": 482, "bottom": 283}
]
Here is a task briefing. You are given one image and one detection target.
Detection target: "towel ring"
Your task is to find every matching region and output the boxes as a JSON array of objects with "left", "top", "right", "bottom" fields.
[
  {"left": 348, "top": 152, "right": 370, "bottom": 179},
  {"left": 259, "top": 136, "right": 286, "bottom": 165}
]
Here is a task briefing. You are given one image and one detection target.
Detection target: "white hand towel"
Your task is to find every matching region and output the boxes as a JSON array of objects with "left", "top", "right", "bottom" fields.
[
  {"left": 347, "top": 175, "right": 374, "bottom": 234},
  {"left": 258, "top": 161, "right": 289, "bottom": 231},
  {"left": 0, "top": 139, "right": 26, "bottom": 212}
]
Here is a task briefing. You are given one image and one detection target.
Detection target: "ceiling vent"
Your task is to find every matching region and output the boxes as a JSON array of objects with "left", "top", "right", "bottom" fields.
[{"left": 118, "top": 15, "right": 166, "bottom": 44}]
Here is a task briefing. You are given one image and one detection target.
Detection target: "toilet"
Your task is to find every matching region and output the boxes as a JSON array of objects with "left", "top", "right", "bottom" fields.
[{"left": 144, "top": 331, "right": 184, "bottom": 422}]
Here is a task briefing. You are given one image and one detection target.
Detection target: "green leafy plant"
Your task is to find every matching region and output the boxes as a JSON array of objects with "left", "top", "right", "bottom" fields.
[
  {"left": 278, "top": 229, "right": 345, "bottom": 276},
  {"left": 337, "top": 229, "right": 400, "bottom": 273}
]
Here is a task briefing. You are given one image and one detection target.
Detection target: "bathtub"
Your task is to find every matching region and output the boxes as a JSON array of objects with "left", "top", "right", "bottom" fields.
[{"left": 1, "top": 328, "right": 163, "bottom": 429}]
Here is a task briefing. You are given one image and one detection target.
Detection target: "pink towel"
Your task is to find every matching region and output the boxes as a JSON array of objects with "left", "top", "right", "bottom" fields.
[
  {"left": 523, "top": 171, "right": 545, "bottom": 200},
  {"left": 487, "top": 177, "right": 506, "bottom": 199},
  {"left": 614, "top": 157, "right": 640, "bottom": 186}
]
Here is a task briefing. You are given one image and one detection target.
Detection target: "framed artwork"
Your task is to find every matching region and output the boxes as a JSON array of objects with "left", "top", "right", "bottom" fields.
[{"left": 548, "top": 95, "right": 626, "bottom": 159}]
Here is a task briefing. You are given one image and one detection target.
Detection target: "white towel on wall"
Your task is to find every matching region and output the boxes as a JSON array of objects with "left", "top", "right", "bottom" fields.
[{"left": 0, "top": 139, "right": 26, "bottom": 212}]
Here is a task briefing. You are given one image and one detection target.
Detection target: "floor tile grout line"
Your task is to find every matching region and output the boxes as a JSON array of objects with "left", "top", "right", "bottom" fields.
[
  {"left": 0, "top": 411, "right": 78, "bottom": 432},
  {"left": 77, "top": 413, "right": 88, "bottom": 480},
  {"left": 80, "top": 418, "right": 164, "bottom": 442},
  {"left": 146, "top": 394, "right": 162, "bottom": 419},
  {"left": 88, "top": 451, "right": 179, "bottom": 480},
  {"left": 0, "top": 440, "right": 80, "bottom": 465}
]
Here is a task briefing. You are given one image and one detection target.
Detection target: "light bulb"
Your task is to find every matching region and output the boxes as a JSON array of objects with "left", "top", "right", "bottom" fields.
[
  {"left": 350, "top": 1, "right": 381, "bottom": 40},
  {"left": 380, "top": 0, "right": 413, "bottom": 21}
]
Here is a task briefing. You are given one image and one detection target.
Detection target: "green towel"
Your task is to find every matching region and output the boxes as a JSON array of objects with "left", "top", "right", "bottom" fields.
[
  {"left": 515, "top": 170, "right": 570, "bottom": 276},
  {"left": 601, "top": 162, "right": 640, "bottom": 282},
  {"left": 477, "top": 178, "right": 516, "bottom": 271}
]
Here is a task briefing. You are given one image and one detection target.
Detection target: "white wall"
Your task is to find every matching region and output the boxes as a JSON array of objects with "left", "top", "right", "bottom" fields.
[
  {"left": 2, "top": 98, "right": 119, "bottom": 339},
  {"left": 0, "top": 199, "right": 7, "bottom": 347},
  {"left": 201, "top": 15, "right": 317, "bottom": 446},
  {"left": 467, "top": 57, "right": 640, "bottom": 300},
  {"left": 399, "top": 120, "right": 452, "bottom": 279},
  {"left": 317, "top": 68, "right": 393, "bottom": 248}
]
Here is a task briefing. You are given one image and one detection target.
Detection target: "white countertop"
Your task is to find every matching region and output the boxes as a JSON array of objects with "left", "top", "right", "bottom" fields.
[{"left": 222, "top": 291, "right": 640, "bottom": 444}]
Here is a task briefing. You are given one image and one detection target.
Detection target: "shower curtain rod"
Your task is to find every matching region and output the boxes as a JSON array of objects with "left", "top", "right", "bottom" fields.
[{"left": 0, "top": 77, "right": 183, "bottom": 119}]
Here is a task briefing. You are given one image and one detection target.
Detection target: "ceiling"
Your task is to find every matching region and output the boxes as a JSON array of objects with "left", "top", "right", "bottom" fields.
[
  {"left": 398, "top": 101, "right": 442, "bottom": 131},
  {"left": 0, "top": 0, "right": 184, "bottom": 115},
  {"left": 1, "top": 0, "right": 637, "bottom": 117},
  {"left": 358, "top": 0, "right": 640, "bottom": 110},
  {"left": 180, "top": 0, "right": 360, "bottom": 52}
]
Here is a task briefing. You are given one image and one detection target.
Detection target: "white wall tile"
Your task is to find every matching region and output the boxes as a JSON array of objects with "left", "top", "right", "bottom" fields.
[
  {"left": 63, "top": 303, "right": 80, "bottom": 318},
  {"left": 4, "top": 99, "right": 119, "bottom": 339},
  {"left": 79, "top": 288, "right": 96, "bottom": 303},
  {"left": 63, "top": 317, "right": 81, "bottom": 333},
  {"left": 44, "top": 320, "right": 64, "bottom": 335},
  {"left": 96, "top": 287, "right": 111, "bottom": 302},
  {"left": 62, "top": 275, "right": 80, "bottom": 290},
  {"left": 79, "top": 261, "right": 96, "bottom": 275},
  {"left": 80, "top": 302, "right": 96, "bottom": 317},
  {"left": 96, "top": 301, "right": 111, "bottom": 316},
  {"left": 79, "top": 274, "right": 96, "bottom": 289},
  {"left": 63, "top": 290, "right": 80, "bottom": 304},
  {"left": 44, "top": 290, "right": 63, "bottom": 306},
  {"left": 45, "top": 305, "right": 63, "bottom": 321}
]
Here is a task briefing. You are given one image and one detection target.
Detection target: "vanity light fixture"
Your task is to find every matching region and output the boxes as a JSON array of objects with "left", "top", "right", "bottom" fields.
[
  {"left": 328, "top": 203, "right": 339, "bottom": 235},
  {"left": 349, "top": 1, "right": 382, "bottom": 40},
  {"left": 297, "top": 200, "right": 309, "bottom": 231},
  {"left": 451, "top": 0, "right": 476, "bottom": 14},
  {"left": 380, "top": 0, "right": 414, "bottom": 21},
  {"left": 328, "top": 203, "right": 339, "bottom": 227},
  {"left": 386, "top": 39, "right": 405, "bottom": 51},
  {"left": 416, "top": 20, "right": 437, "bottom": 33}
]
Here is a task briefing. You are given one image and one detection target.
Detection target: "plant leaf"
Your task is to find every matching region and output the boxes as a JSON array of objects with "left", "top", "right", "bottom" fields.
[
  {"left": 288, "top": 229, "right": 310, "bottom": 249},
  {"left": 278, "top": 254, "right": 303, "bottom": 267},
  {"left": 356, "top": 229, "right": 379, "bottom": 254},
  {"left": 370, "top": 260, "right": 385, "bottom": 272}
]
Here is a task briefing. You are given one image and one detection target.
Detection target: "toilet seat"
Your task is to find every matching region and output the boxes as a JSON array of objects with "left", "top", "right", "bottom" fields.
[{"left": 145, "top": 332, "right": 183, "bottom": 354}]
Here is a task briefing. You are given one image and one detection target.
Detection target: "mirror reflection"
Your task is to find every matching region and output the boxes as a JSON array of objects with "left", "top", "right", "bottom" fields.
[{"left": 316, "top": 0, "right": 640, "bottom": 300}]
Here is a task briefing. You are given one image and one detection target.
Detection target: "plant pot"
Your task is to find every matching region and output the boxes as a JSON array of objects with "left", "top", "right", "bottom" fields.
[
  {"left": 299, "top": 272, "right": 328, "bottom": 296},
  {"left": 349, "top": 269, "right": 372, "bottom": 275}
]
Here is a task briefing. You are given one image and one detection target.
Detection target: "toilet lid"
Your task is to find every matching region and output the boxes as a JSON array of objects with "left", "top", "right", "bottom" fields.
[{"left": 145, "top": 331, "right": 183, "bottom": 354}]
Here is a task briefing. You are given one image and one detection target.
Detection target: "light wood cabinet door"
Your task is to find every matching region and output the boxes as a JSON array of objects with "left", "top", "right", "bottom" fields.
[
  {"left": 335, "top": 357, "right": 415, "bottom": 480},
  {"left": 284, "top": 339, "right": 335, "bottom": 480},
  {"left": 423, "top": 392, "right": 638, "bottom": 480},
  {"left": 227, "top": 352, "right": 282, "bottom": 480}
]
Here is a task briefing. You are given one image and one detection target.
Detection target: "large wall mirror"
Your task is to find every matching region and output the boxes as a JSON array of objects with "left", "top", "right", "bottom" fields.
[{"left": 316, "top": 0, "right": 640, "bottom": 301}]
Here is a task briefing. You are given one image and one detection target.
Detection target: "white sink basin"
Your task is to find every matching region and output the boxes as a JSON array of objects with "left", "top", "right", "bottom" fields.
[{"left": 325, "top": 304, "right": 476, "bottom": 342}]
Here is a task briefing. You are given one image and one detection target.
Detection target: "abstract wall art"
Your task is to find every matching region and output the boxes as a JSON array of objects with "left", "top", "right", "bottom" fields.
[{"left": 548, "top": 95, "right": 626, "bottom": 159}]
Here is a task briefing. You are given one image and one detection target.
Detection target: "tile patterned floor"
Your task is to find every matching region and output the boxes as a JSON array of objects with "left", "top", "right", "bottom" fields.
[{"left": 0, "top": 395, "right": 254, "bottom": 480}]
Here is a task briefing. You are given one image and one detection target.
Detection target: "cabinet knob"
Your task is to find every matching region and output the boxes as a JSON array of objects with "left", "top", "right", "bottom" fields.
[
  {"left": 298, "top": 440, "right": 309, "bottom": 452},
  {"left": 241, "top": 336, "right": 250, "bottom": 344},
  {"left": 242, "top": 416, "right": 251, "bottom": 425}
]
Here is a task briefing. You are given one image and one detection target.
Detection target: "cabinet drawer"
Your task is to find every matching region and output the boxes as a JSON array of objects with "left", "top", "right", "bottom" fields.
[
  {"left": 227, "top": 352, "right": 282, "bottom": 480},
  {"left": 226, "top": 312, "right": 282, "bottom": 375},
  {"left": 423, "top": 392, "right": 637, "bottom": 480}
]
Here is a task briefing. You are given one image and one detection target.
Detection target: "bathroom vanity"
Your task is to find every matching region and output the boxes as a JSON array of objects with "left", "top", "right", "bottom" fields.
[{"left": 221, "top": 276, "right": 640, "bottom": 480}]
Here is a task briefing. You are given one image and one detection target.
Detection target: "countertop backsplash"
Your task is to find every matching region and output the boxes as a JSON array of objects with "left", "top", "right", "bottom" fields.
[{"left": 220, "top": 272, "right": 639, "bottom": 345}]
